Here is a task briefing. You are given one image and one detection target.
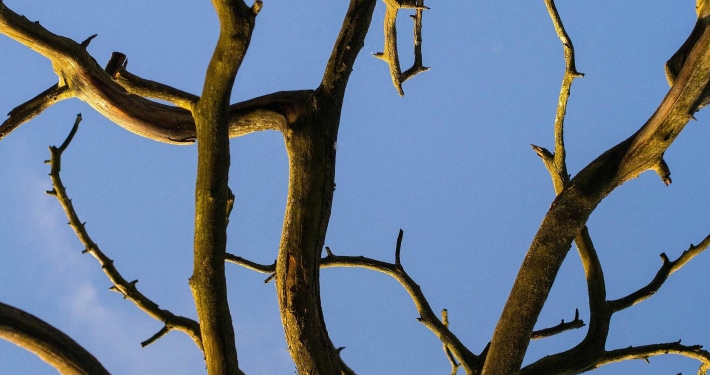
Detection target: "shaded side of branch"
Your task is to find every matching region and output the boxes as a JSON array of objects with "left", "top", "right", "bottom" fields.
[
  {"left": 484, "top": 7, "right": 710, "bottom": 375},
  {"left": 0, "top": 301, "right": 110, "bottom": 375}
]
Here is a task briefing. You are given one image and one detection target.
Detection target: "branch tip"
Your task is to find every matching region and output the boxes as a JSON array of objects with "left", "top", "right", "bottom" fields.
[
  {"left": 80, "top": 34, "right": 98, "bottom": 48},
  {"left": 252, "top": 0, "right": 263, "bottom": 14}
]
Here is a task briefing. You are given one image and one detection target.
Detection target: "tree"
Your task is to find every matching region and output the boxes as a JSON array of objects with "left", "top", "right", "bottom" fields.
[{"left": 1, "top": 0, "right": 709, "bottom": 374}]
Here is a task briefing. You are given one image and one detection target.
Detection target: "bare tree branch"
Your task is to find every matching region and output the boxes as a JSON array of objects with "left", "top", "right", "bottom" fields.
[
  {"left": 609, "top": 235, "right": 710, "bottom": 312},
  {"left": 530, "top": 309, "right": 584, "bottom": 340},
  {"left": 45, "top": 114, "right": 204, "bottom": 352},
  {"left": 0, "top": 84, "right": 73, "bottom": 141},
  {"left": 0, "top": 2, "right": 302, "bottom": 144},
  {"left": 188, "top": 1, "right": 261, "bottom": 374},
  {"left": 0, "top": 301, "right": 111, "bottom": 375},
  {"left": 485, "top": 5, "right": 710, "bottom": 373},
  {"left": 373, "top": 0, "right": 429, "bottom": 96}
]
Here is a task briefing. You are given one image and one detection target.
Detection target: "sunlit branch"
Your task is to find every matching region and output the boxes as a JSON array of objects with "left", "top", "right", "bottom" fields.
[
  {"left": 373, "top": 0, "right": 429, "bottom": 96},
  {"left": 104, "top": 52, "right": 197, "bottom": 110},
  {"left": 486, "top": 2, "right": 710, "bottom": 373},
  {"left": 598, "top": 341, "right": 710, "bottom": 374},
  {"left": 320, "top": 0, "right": 377, "bottom": 98},
  {"left": 0, "top": 301, "right": 111, "bottom": 375},
  {"left": 0, "top": 84, "right": 74, "bottom": 141},
  {"left": 45, "top": 115, "right": 203, "bottom": 352},
  {"left": 188, "top": 1, "right": 261, "bottom": 374}
]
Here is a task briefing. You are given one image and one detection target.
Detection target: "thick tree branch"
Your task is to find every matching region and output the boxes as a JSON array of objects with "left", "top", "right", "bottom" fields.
[
  {"left": 46, "top": 115, "right": 203, "bottom": 352},
  {"left": 0, "top": 301, "right": 110, "bottom": 375},
  {"left": 0, "top": 2, "right": 301, "bottom": 144},
  {"left": 318, "top": 234, "right": 480, "bottom": 373},
  {"left": 609, "top": 235, "right": 710, "bottom": 312},
  {"left": 485, "top": 5, "right": 710, "bottom": 375},
  {"left": 188, "top": 1, "right": 260, "bottom": 374}
]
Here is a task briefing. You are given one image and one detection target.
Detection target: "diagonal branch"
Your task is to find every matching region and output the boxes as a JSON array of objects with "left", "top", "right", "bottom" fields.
[
  {"left": 484, "top": 6, "right": 710, "bottom": 374},
  {"left": 0, "top": 301, "right": 110, "bottom": 375},
  {"left": 0, "top": 2, "right": 303, "bottom": 144},
  {"left": 188, "top": 1, "right": 261, "bottom": 374},
  {"left": 45, "top": 115, "right": 203, "bottom": 352}
]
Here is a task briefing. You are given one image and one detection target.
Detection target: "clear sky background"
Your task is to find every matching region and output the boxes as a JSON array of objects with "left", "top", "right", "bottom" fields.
[{"left": 1, "top": 1, "right": 709, "bottom": 374}]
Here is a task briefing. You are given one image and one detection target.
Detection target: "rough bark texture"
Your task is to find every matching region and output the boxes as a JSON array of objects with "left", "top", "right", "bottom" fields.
[{"left": 188, "top": 1, "right": 258, "bottom": 374}]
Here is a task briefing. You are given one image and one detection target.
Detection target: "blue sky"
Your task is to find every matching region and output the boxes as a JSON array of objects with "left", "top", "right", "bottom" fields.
[{"left": 1, "top": 1, "right": 709, "bottom": 374}]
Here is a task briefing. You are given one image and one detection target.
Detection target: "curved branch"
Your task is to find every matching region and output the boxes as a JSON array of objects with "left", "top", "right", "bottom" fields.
[
  {"left": 0, "top": 301, "right": 110, "bottom": 375},
  {"left": 46, "top": 116, "right": 203, "bottom": 351},
  {"left": 0, "top": 2, "right": 302, "bottom": 144},
  {"left": 600, "top": 341, "right": 710, "bottom": 374}
]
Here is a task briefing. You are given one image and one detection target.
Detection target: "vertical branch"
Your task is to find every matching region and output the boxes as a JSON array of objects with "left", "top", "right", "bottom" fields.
[
  {"left": 189, "top": 1, "right": 260, "bottom": 374},
  {"left": 543, "top": 0, "right": 583, "bottom": 191},
  {"left": 276, "top": 1, "right": 376, "bottom": 373}
]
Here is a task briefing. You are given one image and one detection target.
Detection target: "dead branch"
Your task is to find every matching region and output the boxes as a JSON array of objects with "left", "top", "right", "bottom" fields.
[
  {"left": 0, "top": 2, "right": 304, "bottom": 144},
  {"left": 0, "top": 301, "right": 110, "bottom": 375},
  {"left": 374, "top": 0, "right": 429, "bottom": 96},
  {"left": 609, "top": 235, "right": 710, "bottom": 312},
  {"left": 187, "top": 1, "right": 261, "bottom": 374},
  {"left": 485, "top": 4, "right": 710, "bottom": 373},
  {"left": 318, "top": 231, "right": 479, "bottom": 373},
  {"left": 0, "top": 84, "right": 73, "bottom": 141},
  {"left": 45, "top": 115, "right": 203, "bottom": 352},
  {"left": 530, "top": 309, "right": 584, "bottom": 340}
]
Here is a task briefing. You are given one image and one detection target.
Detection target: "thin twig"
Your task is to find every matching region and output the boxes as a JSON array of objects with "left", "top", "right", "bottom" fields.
[
  {"left": 530, "top": 309, "right": 584, "bottom": 340},
  {"left": 46, "top": 116, "right": 203, "bottom": 351}
]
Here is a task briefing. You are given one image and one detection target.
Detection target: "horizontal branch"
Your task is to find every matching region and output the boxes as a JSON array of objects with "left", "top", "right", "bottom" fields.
[
  {"left": 46, "top": 116, "right": 203, "bottom": 351},
  {"left": 0, "top": 3, "right": 310, "bottom": 144}
]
